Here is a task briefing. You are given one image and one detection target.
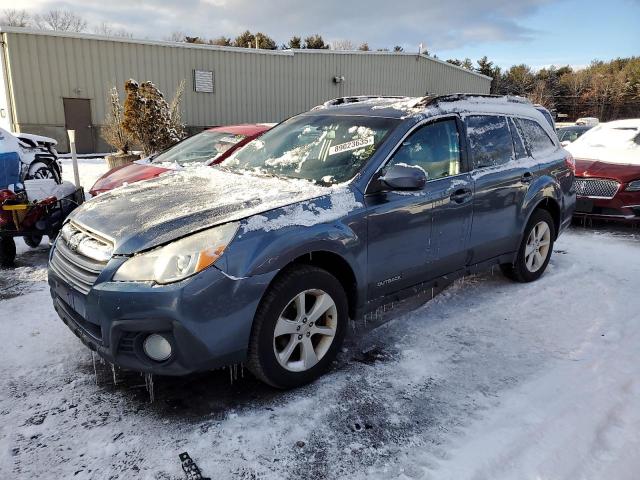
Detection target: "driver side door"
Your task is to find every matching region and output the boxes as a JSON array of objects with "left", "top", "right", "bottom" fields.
[{"left": 365, "top": 117, "right": 473, "bottom": 300}]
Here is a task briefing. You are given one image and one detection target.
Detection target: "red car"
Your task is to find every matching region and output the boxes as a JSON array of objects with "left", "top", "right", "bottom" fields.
[
  {"left": 89, "top": 124, "right": 274, "bottom": 196},
  {"left": 567, "top": 119, "right": 640, "bottom": 222}
]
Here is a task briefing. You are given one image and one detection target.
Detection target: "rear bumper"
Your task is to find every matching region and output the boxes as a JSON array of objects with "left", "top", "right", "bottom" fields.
[{"left": 48, "top": 260, "right": 277, "bottom": 375}]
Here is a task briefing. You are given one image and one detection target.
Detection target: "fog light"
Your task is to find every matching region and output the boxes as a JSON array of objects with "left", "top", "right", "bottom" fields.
[{"left": 143, "top": 334, "right": 172, "bottom": 362}]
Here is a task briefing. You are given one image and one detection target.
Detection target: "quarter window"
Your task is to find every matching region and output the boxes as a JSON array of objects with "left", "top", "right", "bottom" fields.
[
  {"left": 466, "top": 115, "right": 514, "bottom": 169},
  {"left": 517, "top": 118, "right": 556, "bottom": 156},
  {"left": 509, "top": 117, "right": 528, "bottom": 159},
  {"left": 387, "top": 119, "right": 461, "bottom": 181}
]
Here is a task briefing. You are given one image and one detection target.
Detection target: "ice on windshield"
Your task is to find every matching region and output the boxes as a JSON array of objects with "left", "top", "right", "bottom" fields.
[
  {"left": 152, "top": 130, "right": 246, "bottom": 166},
  {"left": 223, "top": 115, "right": 397, "bottom": 184}
]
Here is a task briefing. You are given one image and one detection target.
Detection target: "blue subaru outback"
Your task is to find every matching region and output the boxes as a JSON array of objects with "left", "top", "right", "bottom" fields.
[{"left": 48, "top": 94, "right": 575, "bottom": 388}]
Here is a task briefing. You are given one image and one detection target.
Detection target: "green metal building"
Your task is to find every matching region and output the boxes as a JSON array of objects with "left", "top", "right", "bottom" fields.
[{"left": 0, "top": 27, "right": 490, "bottom": 153}]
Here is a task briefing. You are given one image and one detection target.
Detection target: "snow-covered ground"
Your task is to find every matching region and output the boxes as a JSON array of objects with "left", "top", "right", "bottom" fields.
[{"left": 1, "top": 223, "right": 639, "bottom": 479}]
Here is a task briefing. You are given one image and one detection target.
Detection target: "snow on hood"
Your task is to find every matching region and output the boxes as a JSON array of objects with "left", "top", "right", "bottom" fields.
[
  {"left": 566, "top": 120, "right": 640, "bottom": 165},
  {"left": 70, "top": 166, "right": 334, "bottom": 254}
]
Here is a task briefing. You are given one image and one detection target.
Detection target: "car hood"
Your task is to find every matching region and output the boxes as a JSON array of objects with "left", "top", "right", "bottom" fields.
[
  {"left": 575, "top": 158, "right": 640, "bottom": 183},
  {"left": 90, "top": 161, "right": 170, "bottom": 194},
  {"left": 71, "top": 167, "right": 332, "bottom": 254}
]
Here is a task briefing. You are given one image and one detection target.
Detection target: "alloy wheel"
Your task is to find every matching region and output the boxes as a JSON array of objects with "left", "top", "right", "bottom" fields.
[
  {"left": 524, "top": 221, "right": 551, "bottom": 272},
  {"left": 273, "top": 289, "right": 338, "bottom": 372}
]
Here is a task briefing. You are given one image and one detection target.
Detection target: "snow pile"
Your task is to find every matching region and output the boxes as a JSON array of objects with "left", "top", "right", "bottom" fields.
[{"left": 566, "top": 119, "right": 640, "bottom": 164}]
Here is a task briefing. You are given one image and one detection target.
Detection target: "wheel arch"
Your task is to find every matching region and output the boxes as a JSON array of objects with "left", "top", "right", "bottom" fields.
[
  {"left": 528, "top": 196, "right": 561, "bottom": 239},
  {"left": 265, "top": 250, "right": 360, "bottom": 320}
]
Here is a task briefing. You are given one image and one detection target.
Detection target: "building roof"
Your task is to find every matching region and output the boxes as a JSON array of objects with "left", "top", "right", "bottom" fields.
[{"left": 0, "top": 26, "right": 492, "bottom": 81}]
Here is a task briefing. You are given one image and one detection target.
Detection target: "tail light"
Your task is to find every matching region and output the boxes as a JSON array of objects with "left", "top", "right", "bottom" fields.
[{"left": 564, "top": 153, "right": 575, "bottom": 173}]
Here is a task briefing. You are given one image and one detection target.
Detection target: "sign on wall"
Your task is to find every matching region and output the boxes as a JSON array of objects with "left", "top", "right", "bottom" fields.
[{"left": 194, "top": 70, "right": 214, "bottom": 93}]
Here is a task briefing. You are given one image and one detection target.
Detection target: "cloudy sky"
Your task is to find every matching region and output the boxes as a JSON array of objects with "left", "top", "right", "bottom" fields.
[{"left": 4, "top": 0, "right": 639, "bottom": 69}]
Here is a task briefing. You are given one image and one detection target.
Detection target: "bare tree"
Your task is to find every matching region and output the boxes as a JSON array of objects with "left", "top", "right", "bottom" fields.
[
  {"left": 358, "top": 42, "right": 370, "bottom": 51},
  {"left": 102, "top": 87, "right": 133, "bottom": 154},
  {"left": 209, "top": 36, "right": 232, "bottom": 46},
  {"left": 34, "top": 10, "right": 87, "bottom": 32},
  {"left": 332, "top": 39, "right": 354, "bottom": 50},
  {"left": 93, "top": 22, "right": 132, "bottom": 38},
  {"left": 165, "top": 31, "right": 185, "bottom": 42},
  {"left": 1, "top": 9, "right": 32, "bottom": 27}
]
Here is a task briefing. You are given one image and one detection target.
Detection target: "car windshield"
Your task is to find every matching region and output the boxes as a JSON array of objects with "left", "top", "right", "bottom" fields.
[
  {"left": 221, "top": 115, "right": 398, "bottom": 185},
  {"left": 152, "top": 130, "right": 247, "bottom": 166}
]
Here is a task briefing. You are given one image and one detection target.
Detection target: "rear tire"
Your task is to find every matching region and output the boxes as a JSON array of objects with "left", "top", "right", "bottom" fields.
[
  {"left": 247, "top": 265, "right": 348, "bottom": 389},
  {"left": 500, "top": 209, "right": 555, "bottom": 283},
  {"left": 0, "top": 237, "right": 17, "bottom": 267}
]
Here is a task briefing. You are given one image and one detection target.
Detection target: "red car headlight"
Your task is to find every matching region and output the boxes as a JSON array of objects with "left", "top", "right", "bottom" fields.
[{"left": 625, "top": 180, "right": 640, "bottom": 192}]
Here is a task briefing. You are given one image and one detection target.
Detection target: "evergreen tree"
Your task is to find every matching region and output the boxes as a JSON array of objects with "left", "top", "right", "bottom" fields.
[{"left": 304, "top": 34, "right": 328, "bottom": 49}]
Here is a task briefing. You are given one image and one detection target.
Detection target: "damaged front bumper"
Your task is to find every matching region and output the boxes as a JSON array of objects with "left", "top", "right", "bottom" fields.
[{"left": 48, "top": 258, "right": 277, "bottom": 375}]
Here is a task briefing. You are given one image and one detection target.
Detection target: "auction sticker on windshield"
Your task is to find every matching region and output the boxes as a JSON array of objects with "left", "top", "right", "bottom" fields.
[{"left": 328, "top": 136, "right": 375, "bottom": 155}]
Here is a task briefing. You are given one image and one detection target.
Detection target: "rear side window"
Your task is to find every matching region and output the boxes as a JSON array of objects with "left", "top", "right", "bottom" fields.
[
  {"left": 508, "top": 117, "right": 528, "bottom": 159},
  {"left": 465, "top": 115, "right": 514, "bottom": 169},
  {"left": 517, "top": 118, "right": 556, "bottom": 157},
  {"left": 388, "top": 119, "right": 461, "bottom": 180}
]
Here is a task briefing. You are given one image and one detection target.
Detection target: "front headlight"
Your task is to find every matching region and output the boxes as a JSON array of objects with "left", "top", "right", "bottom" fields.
[
  {"left": 113, "top": 222, "right": 239, "bottom": 284},
  {"left": 625, "top": 180, "right": 640, "bottom": 192}
]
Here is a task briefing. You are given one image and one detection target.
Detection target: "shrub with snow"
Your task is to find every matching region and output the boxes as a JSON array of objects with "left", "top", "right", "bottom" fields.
[{"left": 122, "top": 79, "right": 186, "bottom": 156}]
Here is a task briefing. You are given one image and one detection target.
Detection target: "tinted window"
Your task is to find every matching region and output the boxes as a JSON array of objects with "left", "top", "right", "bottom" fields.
[
  {"left": 508, "top": 117, "right": 528, "bottom": 159},
  {"left": 466, "top": 115, "right": 514, "bottom": 169},
  {"left": 517, "top": 118, "right": 556, "bottom": 156},
  {"left": 388, "top": 119, "right": 461, "bottom": 180},
  {"left": 224, "top": 115, "right": 398, "bottom": 185}
]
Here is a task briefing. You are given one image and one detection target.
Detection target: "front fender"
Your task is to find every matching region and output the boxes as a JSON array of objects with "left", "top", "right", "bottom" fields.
[{"left": 225, "top": 215, "right": 366, "bottom": 281}]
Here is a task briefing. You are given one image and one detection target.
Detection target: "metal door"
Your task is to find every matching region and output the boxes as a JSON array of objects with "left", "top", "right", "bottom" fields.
[{"left": 63, "top": 98, "right": 94, "bottom": 154}]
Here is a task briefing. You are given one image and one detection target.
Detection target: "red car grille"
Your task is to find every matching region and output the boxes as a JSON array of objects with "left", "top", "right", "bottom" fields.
[{"left": 574, "top": 178, "right": 620, "bottom": 199}]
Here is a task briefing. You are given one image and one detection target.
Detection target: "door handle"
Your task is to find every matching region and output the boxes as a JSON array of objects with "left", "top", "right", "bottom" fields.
[
  {"left": 521, "top": 171, "right": 534, "bottom": 183},
  {"left": 450, "top": 188, "right": 472, "bottom": 203}
]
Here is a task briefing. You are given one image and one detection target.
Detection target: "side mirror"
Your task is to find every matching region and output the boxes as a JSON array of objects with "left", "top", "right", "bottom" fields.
[{"left": 379, "top": 164, "right": 427, "bottom": 191}]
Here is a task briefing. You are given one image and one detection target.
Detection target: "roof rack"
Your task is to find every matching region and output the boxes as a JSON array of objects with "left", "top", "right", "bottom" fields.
[
  {"left": 312, "top": 95, "right": 408, "bottom": 110},
  {"left": 417, "top": 93, "right": 532, "bottom": 108}
]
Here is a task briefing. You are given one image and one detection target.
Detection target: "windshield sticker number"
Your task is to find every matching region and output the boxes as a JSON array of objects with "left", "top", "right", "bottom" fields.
[{"left": 328, "top": 136, "right": 374, "bottom": 156}]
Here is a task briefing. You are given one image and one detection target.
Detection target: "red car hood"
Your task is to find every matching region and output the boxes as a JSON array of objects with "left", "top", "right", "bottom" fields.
[
  {"left": 575, "top": 158, "right": 640, "bottom": 183},
  {"left": 90, "top": 161, "right": 170, "bottom": 195}
]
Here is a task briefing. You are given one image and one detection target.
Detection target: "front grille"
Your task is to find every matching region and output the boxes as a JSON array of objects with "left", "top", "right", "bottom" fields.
[
  {"left": 118, "top": 332, "right": 138, "bottom": 353},
  {"left": 54, "top": 294, "right": 102, "bottom": 343},
  {"left": 49, "top": 222, "right": 112, "bottom": 295},
  {"left": 575, "top": 177, "right": 620, "bottom": 199}
]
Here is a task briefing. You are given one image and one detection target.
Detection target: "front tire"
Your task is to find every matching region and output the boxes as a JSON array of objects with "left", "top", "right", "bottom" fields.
[
  {"left": 501, "top": 209, "right": 555, "bottom": 283},
  {"left": 247, "top": 265, "right": 348, "bottom": 389},
  {"left": 24, "top": 235, "right": 43, "bottom": 248},
  {"left": 26, "top": 161, "right": 61, "bottom": 183}
]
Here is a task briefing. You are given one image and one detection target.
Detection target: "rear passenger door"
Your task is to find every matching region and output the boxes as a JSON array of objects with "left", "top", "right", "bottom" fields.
[{"left": 465, "top": 115, "right": 533, "bottom": 263}]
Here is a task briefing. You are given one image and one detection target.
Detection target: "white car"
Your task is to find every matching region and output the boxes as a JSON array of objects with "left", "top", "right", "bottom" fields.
[{"left": 0, "top": 127, "right": 62, "bottom": 184}]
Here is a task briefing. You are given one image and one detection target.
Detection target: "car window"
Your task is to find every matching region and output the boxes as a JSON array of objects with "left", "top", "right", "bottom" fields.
[
  {"left": 508, "top": 117, "right": 528, "bottom": 159},
  {"left": 223, "top": 115, "right": 399, "bottom": 185},
  {"left": 517, "top": 118, "right": 556, "bottom": 157},
  {"left": 152, "top": 130, "right": 247, "bottom": 166},
  {"left": 387, "top": 119, "right": 461, "bottom": 181},
  {"left": 465, "top": 115, "right": 514, "bottom": 169}
]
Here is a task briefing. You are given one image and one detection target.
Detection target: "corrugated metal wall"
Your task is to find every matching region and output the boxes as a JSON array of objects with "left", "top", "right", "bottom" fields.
[{"left": 1, "top": 29, "right": 490, "bottom": 151}]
